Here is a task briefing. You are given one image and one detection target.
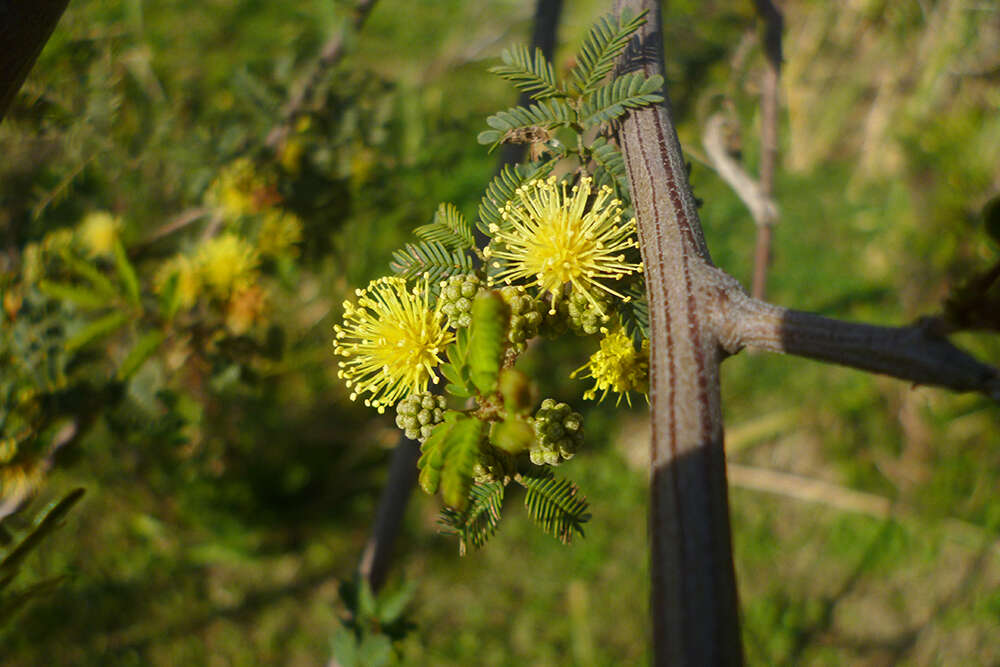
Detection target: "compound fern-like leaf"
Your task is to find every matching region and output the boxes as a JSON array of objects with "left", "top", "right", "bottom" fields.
[
  {"left": 489, "top": 45, "right": 564, "bottom": 100},
  {"left": 570, "top": 9, "right": 647, "bottom": 95},
  {"left": 579, "top": 72, "right": 663, "bottom": 129},
  {"left": 519, "top": 473, "right": 591, "bottom": 544},
  {"left": 438, "top": 481, "right": 505, "bottom": 556},
  {"left": 478, "top": 99, "right": 575, "bottom": 150},
  {"left": 390, "top": 241, "right": 475, "bottom": 284},
  {"left": 413, "top": 203, "right": 475, "bottom": 250},
  {"left": 477, "top": 162, "right": 554, "bottom": 235}
]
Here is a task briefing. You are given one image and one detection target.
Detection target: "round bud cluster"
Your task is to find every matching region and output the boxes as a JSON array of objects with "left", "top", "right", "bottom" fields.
[
  {"left": 439, "top": 274, "right": 483, "bottom": 328},
  {"left": 568, "top": 291, "right": 612, "bottom": 335},
  {"left": 473, "top": 445, "right": 516, "bottom": 485},
  {"left": 395, "top": 392, "right": 447, "bottom": 442},
  {"left": 499, "top": 286, "right": 545, "bottom": 351},
  {"left": 530, "top": 398, "right": 584, "bottom": 466}
]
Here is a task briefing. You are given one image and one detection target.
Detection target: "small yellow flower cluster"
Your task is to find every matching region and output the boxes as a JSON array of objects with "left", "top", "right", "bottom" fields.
[
  {"left": 205, "top": 158, "right": 280, "bottom": 221},
  {"left": 196, "top": 233, "right": 260, "bottom": 298},
  {"left": 573, "top": 326, "right": 649, "bottom": 406},
  {"left": 483, "top": 176, "right": 642, "bottom": 318},
  {"left": 257, "top": 209, "right": 303, "bottom": 258},
  {"left": 333, "top": 275, "right": 454, "bottom": 413},
  {"left": 154, "top": 234, "right": 262, "bottom": 331},
  {"left": 77, "top": 211, "right": 122, "bottom": 258}
]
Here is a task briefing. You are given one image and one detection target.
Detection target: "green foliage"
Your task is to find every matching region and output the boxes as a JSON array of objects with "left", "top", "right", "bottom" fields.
[
  {"left": 389, "top": 241, "right": 475, "bottom": 284},
  {"left": 519, "top": 471, "right": 590, "bottom": 544},
  {"left": 477, "top": 98, "right": 576, "bottom": 148},
  {"left": 438, "top": 481, "right": 505, "bottom": 556},
  {"left": 489, "top": 46, "right": 564, "bottom": 100},
  {"left": 477, "top": 10, "right": 661, "bottom": 153},
  {"left": 334, "top": 578, "right": 416, "bottom": 666},
  {"left": 413, "top": 203, "right": 475, "bottom": 251},
  {"left": 467, "top": 292, "right": 508, "bottom": 395},
  {"left": 579, "top": 72, "right": 664, "bottom": 127},
  {"left": 570, "top": 9, "right": 648, "bottom": 95},
  {"left": 476, "top": 161, "right": 553, "bottom": 235},
  {"left": 439, "top": 415, "right": 485, "bottom": 512},
  {"left": 0, "top": 489, "right": 84, "bottom": 626}
]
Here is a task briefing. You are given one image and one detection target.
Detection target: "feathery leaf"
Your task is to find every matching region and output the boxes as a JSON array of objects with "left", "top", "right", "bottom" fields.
[
  {"left": 413, "top": 203, "right": 474, "bottom": 250},
  {"left": 477, "top": 162, "right": 554, "bottom": 235},
  {"left": 438, "top": 481, "right": 505, "bottom": 556},
  {"left": 579, "top": 73, "right": 663, "bottom": 128},
  {"left": 389, "top": 241, "right": 475, "bottom": 284},
  {"left": 489, "top": 45, "right": 564, "bottom": 99},
  {"left": 571, "top": 9, "right": 648, "bottom": 95},
  {"left": 519, "top": 473, "right": 590, "bottom": 544}
]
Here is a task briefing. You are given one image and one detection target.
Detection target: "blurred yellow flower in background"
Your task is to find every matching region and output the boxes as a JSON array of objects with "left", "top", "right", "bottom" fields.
[
  {"left": 195, "top": 233, "right": 260, "bottom": 299},
  {"left": 257, "top": 209, "right": 303, "bottom": 258},
  {"left": 77, "top": 211, "right": 122, "bottom": 258}
]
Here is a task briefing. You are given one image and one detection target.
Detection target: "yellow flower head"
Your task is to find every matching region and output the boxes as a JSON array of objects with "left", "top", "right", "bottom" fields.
[
  {"left": 257, "top": 209, "right": 303, "bottom": 258},
  {"left": 333, "top": 275, "right": 455, "bottom": 413},
  {"left": 484, "top": 176, "right": 642, "bottom": 318},
  {"left": 195, "top": 233, "right": 259, "bottom": 298},
  {"left": 77, "top": 211, "right": 121, "bottom": 258},
  {"left": 572, "top": 326, "right": 649, "bottom": 406},
  {"left": 154, "top": 254, "right": 202, "bottom": 309},
  {"left": 205, "top": 158, "right": 279, "bottom": 220}
]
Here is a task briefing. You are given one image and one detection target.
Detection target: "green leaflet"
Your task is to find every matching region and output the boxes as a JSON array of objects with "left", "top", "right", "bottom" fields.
[
  {"left": 117, "top": 330, "right": 166, "bottom": 381},
  {"left": 579, "top": 73, "right": 663, "bottom": 128},
  {"left": 389, "top": 241, "right": 475, "bottom": 284},
  {"left": 417, "top": 414, "right": 456, "bottom": 495},
  {"left": 438, "top": 481, "right": 505, "bottom": 556},
  {"left": 438, "top": 415, "right": 484, "bottom": 512},
  {"left": 64, "top": 311, "right": 129, "bottom": 352},
  {"left": 112, "top": 239, "right": 141, "bottom": 307},
  {"left": 467, "top": 292, "right": 507, "bottom": 395},
  {"left": 519, "top": 472, "right": 591, "bottom": 544},
  {"left": 413, "top": 203, "right": 474, "bottom": 251},
  {"left": 489, "top": 45, "right": 564, "bottom": 100},
  {"left": 418, "top": 411, "right": 485, "bottom": 512},
  {"left": 570, "top": 9, "right": 648, "bottom": 95}
]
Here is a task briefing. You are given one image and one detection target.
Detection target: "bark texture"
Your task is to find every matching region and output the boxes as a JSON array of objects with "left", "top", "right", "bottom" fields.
[{"left": 615, "top": 1, "right": 744, "bottom": 664}]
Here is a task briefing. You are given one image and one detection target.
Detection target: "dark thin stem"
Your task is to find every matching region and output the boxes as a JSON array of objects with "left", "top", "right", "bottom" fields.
[
  {"left": 717, "top": 291, "right": 1000, "bottom": 400},
  {"left": 751, "top": 0, "right": 782, "bottom": 300},
  {"left": 0, "top": 0, "right": 72, "bottom": 123}
]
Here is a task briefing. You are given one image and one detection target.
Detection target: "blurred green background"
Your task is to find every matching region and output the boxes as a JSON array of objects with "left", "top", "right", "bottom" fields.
[{"left": 1, "top": 0, "right": 998, "bottom": 664}]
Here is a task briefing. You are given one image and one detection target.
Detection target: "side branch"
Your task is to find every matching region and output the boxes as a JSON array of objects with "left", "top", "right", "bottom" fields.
[{"left": 717, "top": 291, "right": 1000, "bottom": 400}]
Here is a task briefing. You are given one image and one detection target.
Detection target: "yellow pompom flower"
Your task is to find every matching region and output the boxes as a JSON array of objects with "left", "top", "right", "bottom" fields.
[
  {"left": 154, "top": 255, "right": 202, "bottom": 309},
  {"left": 257, "top": 209, "right": 303, "bottom": 258},
  {"left": 333, "top": 275, "right": 455, "bottom": 413},
  {"left": 77, "top": 211, "right": 121, "bottom": 258},
  {"left": 484, "top": 176, "right": 642, "bottom": 318},
  {"left": 572, "top": 326, "right": 649, "bottom": 406},
  {"left": 205, "top": 158, "right": 279, "bottom": 220},
  {"left": 195, "top": 233, "right": 260, "bottom": 299}
]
